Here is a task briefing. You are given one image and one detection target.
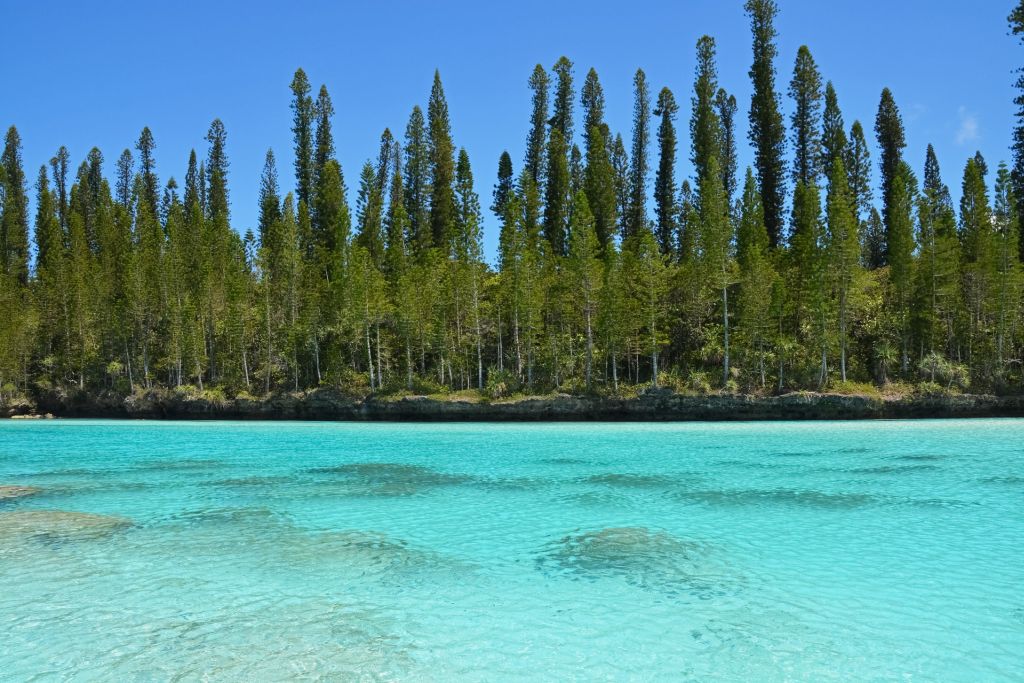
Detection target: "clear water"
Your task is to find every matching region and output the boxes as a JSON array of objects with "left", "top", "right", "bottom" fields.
[{"left": 0, "top": 419, "right": 1022, "bottom": 681}]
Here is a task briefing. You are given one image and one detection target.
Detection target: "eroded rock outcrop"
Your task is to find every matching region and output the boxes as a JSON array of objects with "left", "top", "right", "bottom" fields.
[{"left": 8, "top": 388, "right": 1024, "bottom": 421}]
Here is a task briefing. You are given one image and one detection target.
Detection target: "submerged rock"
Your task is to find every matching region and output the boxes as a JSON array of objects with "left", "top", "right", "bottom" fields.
[
  {"left": 137, "top": 458, "right": 223, "bottom": 472},
  {"left": 167, "top": 506, "right": 286, "bottom": 527},
  {"left": 301, "top": 530, "right": 452, "bottom": 575},
  {"left": 676, "top": 487, "right": 875, "bottom": 509},
  {"left": 0, "top": 510, "right": 132, "bottom": 542},
  {"left": 206, "top": 475, "right": 295, "bottom": 488},
  {"left": 584, "top": 473, "right": 686, "bottom": 489},
  {"left": 307, "top": 462, "right": 472, "bottom": 497},
  {"left": 536, "top": 526, "right": 724, "bottom": 594},
  {"left": 538, "top": 457, "right": 592, "bottom": 466},
  {"left": 845, "top": 464, "right": 939, "bottom": 475},
  {"left": 0, "top": 485, "right": 41, "bottom": 501}
]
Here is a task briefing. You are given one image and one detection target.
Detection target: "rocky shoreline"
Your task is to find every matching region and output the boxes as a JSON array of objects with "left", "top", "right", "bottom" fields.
[{"left": 3, "top": 388, "right": 1024, "bottom": 421}]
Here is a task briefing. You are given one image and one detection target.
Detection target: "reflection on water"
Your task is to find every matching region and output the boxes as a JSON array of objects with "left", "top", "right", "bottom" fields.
[{"left": 0, "top": 418, "right": 1022, "bottom": 680}]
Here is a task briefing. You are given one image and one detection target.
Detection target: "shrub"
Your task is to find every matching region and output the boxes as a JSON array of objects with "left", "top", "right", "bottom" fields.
[
  {"left": 687, "top": 371, "right": 712, "bottom": 394},
  {"left": 918, "top": 352, "right": 969, "bottom": 391},
  {"left": 484, "top": 368, "right": 519, "bottom": 399},
  {"left": 913, "top": 381, "right": 946, "bottom": 397},
  {"left": 829, "top": 380, "right": 881, "bottom": 397}
]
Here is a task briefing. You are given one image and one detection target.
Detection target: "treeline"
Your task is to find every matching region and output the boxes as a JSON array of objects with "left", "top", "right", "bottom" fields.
[{"left": 2, "top": 0, "right": 1024, "bottom": 400}]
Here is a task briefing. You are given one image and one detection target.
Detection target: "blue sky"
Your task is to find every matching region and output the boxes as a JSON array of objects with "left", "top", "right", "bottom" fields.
[{"left": 4, "top": 0, "right": 1018, "bottom": 261}]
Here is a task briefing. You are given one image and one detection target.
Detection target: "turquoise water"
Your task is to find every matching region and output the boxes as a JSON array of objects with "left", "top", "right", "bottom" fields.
[{"left": 0, "top": 419, "right": 1022, "bottom": 681}]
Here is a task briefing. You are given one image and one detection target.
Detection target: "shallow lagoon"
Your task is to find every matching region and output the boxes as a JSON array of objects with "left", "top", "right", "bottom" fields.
[{"left": 0, "top": 419, "right": 1022, "bottom": 680}]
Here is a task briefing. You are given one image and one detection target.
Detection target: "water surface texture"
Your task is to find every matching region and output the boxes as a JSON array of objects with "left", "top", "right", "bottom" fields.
[{"left": 1, "top": 419, "right": 1022, "bottom": 680}]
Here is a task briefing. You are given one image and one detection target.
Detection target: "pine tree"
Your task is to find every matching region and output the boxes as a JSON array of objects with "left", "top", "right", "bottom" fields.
[
  {"left": 542, "top": 128, "right": 570, "bottom": 255},
  {"left": 384, "top": 137, "right": 409, "bottom": 282},
  {"left": 50, "top": 146, "right": 70, "bottom": 236},
  {"left": 569, "top": 144, "right": 584, "bottom": 197},
  {"left": 310, "top": 158, "right": 350, "bottom": 384},
  {"left": 312, "top": 85, "right": 335, "bottom": 198},
  {"left": 715, "top": 88, "right": 739, "bottom": 205},
  {"left": 115, "top": 149, "right": 133, "bottom": 208},
  {"left": 889, "top": 161, "right": 917, "bottom": 375},
  {"left": 790, "top": 179, "right": 829, "bottom": 385},
  {"left": 916, "top": 144, "right": 960, "bottom": 362},
  {"left": 1, "top": 127, "right": 29, "bottom": 284},
  {"left": 789, "top": 45, "right": 823, "bottom": 186},
  {"left": 314, "top": 159, "right": 350, "bottom": 273},
  {"left": 567, "top": 190, "right": 603, "bottom": 389},
  {"left": 735, "top": 168, "right": 777, "bottom": 388},
  {"left": 691, "top": 37, "right": 722, "bottom": 189},
  {"left": 846, "top": 120, "right": 875, "bottom": 263},
  {"left": 993, "top": 162, "right": 1021, "bottom": 375},
  {"left": 66, "top": 173, "right": 99, "bottom": 388},
  {"left": 491, "top": 151, "right": 514, "bottom": 219},
  {"left": 206, "top": 120, "right": 230, "bottom": 223},
  {"left": 825, "top": 158, "right": 861, "bottom": 381},
  {"left": 130, "top": 170, "right": 165, "bottom": 388},
  {"left": 611, "top": 133, "right": 630, "bottom": 238},
  {"left": 581, "top": 68, "right": 606, "bottom": 153},
  {"left": 974, "top": 151, "right": 989, "bottom": 179},
  {"left": 875, "top": 87, "right": 907, "bottom": 264},
  {"left": 34, "top": 166, "right": 63, "bottom": 284},
  {"left": 258, "top": 150, "right": 282, "bottom": 250},
  {"left": 584, "top": 124, "right": 617, "bottom": 251},
  {"left": 454, "top": 148, "right": 485, "bottom": 388},
  {"left": 136, "top": 127, "right": 159, "bottom": 218},
  {"left": 290, "top": 68, "right": 315, "bottom": 206},
  {"left": 863, "top": 207, "right": 885, "bottom": 270},
  {"left": 355, "top": 161, "right": 385, "bottom": 266},
  {"left": 550, "top": 56, "right": 574, "bottom": 143},
  {"left": 698, "top": 157, "right": 735, "bottom": 385},
  {"left": 256, "top": 150, "right": 296, "bottom": 392},
  {"left": 33, "top": 165, "right": 66, "bottom": 373},
  {"left": 403, "top": 106, "right": 431, "bottom": 255},
  {"left": 598, "top": 243, "right": 629, "bottom": 392},
  {"left": 1010, "top": 1, "right": 1024, "bottom": 261},
  {"left": 525, "top": 64, "right": 549, "bottom": 187},
  {"left": 622, "top": 228, "right": 666, "bottom": 386},
  {"left": 428, "top": 70, "right": 456, "bottom": 251},
  {"left": 745, "top": 0, "right": 787, "bottom": 247},
  {"left": 677, "top": 181, "right": 698, "bottom": 261},
  {"left": 959, "top": 157, "right": 996, "bottom": 382},
  {"left": 653, "top": 87, "right": 679, "bottom": 256},
  {"left": 384, "top": 144, "right": 416, "bottom": 389},
  {"left": 820, "top": 82, "right": 847, "bottom": 178},
  {"left": 625, "top": 69, "right": 650, "bottom": 239},
  {"left": 349, "top": 242, "right": 387, "bottom": 390}
]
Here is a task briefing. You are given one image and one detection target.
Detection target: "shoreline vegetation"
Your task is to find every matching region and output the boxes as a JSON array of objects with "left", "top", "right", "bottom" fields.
[
  {"left": 3, "top": 2, "right": 1024, "bottom": 417},
  {"left": 4, "top": 386, "right": 1024, "bottom": 421}
]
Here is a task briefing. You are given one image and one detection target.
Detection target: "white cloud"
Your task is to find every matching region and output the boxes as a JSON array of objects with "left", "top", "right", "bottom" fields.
[{"left": 956, "top": 106, "right": 980, "bottom": 145}]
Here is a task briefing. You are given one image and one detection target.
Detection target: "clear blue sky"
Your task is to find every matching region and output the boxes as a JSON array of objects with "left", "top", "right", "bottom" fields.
[{"left": 4, "top": 1, "right": 1018, "bottom": 261}]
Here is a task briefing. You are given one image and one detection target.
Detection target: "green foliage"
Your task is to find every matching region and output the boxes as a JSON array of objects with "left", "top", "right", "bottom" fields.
[
  {"left": 484, "top": 367, "right": 520, "bottom": 399},
  {"left": 744, "top": 0, "right": 786, "bottom": 247},
  {"left": 5, "top": 50, "right": 1024, "bottom": 405},
  {"left": 654, "top": 87, "right": 679, "bottom": 255},
  {"left": 918, "top": 352, "right": 970, "bottom": 391}
]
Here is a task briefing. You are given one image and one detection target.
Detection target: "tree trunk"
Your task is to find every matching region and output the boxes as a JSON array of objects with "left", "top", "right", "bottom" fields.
[{"left": 722, "top": 282, "right": 730, "bottom": 387}]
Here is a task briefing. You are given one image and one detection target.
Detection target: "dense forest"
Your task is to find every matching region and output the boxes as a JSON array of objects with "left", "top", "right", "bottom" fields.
[{"left": 3, "top": 1, "right": 1024, "bottom": 404}]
